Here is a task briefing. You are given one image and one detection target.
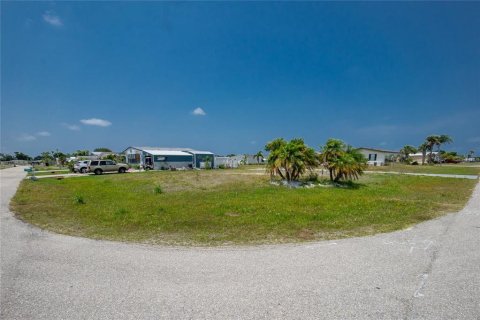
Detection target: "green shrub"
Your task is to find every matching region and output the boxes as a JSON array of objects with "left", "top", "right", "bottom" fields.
[
  {"left": 114, "top": 208, "right": 128, "bottom": 218},
  {"left": 154, "top": 185, "right": 163, "bottom": 194},
  {"left": 305, "top": 172, "right": 319, "bottom": 182},
  {"left": 74, "top": 195, "right": 85, "bottom": 204}
]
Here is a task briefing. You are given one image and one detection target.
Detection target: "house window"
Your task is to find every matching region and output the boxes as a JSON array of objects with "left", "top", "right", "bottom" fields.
[
  {"left": 127, "top": 153, "right": 140, "bottom": 164},
  {"left": 368, "top": 154, "right": 377, "bottom": 161}
]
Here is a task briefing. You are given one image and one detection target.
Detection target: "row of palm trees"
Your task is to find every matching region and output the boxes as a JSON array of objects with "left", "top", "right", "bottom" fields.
[
  {"left": 264, "top": 138, "right": 367, "bottom": 183},
  {"left": 400, "top": 134, "right": 453, "bottom": 165}
]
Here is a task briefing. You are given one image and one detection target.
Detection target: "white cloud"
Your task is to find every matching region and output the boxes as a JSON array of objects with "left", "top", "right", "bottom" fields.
[
  {"left": 42, "top": 11, "right": 63, "bottom": 27},
  {"left": 62, "top": 123, "right": 81, "bottom": 131},
  {"left": 192, "top": 107, "right": 206, "bottom": 116},
  {"left": 80, "top": 118, "right": 112, "bottom": 127},
  {"left": 17, "top": 134, "right": 37, "bottom": 142},
  {"left": 36, "top": 131, "right": 51, "bottom": 137}
]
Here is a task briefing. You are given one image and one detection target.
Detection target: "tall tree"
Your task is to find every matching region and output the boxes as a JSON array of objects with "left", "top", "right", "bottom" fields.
[
  {"left": 425, "top": 135, "right": 440, "bottom": 163},
  {"left": 40, "top": 151, "right": 54, "bottom": 165},
  {"left": 437, "top": 135, "right": 453, "bottom": 162},
  {"left": 418, "top": 142, "right": 428, "bottom": 165},
  {"left": 14, "top": 152, "right": 31, "bottom": 161},
  {"left": 423, "top": 135, "right": 453, "bottom": 163},
  {"left": 254, "top": 151, "right": 264, "bottom": 164},
  {"left": 52, "top": 151, "right": 67, "bottom": 166},
  {"left": 94, "top": 148, "right": 112, "bottom": 152},
  {"left": 399, "top": 145, "right": 417, "bottom": 163},
  {"left": 73, "top": 150, "right": 90, "bottom": 156},
  {"left": 0, "top": 153, "right": 14, "bottom": 161}
]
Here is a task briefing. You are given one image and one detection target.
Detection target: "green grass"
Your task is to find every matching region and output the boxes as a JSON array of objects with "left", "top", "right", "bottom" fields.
[
  {"left": 367, "top": 163, "right": 480, "bottom": 175},
  {"left": 0, "top": 164, "right": 14, "bottom": 170},
  {"left": 11, "top": 170, "right": 477, "bottom": 246}
]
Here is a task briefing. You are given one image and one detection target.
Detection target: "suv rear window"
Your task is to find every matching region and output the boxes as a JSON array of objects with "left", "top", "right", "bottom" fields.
[{"left": 90, "top": 161, "right": 99, "bottom": 165}]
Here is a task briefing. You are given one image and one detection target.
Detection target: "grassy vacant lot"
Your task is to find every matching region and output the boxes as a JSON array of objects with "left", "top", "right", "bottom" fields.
[
  {"left": 366, "top": 163, "right": 480, "bottom": 175},
  {"left": 11, "top": 170, "right": 477, "bottom": 246}
]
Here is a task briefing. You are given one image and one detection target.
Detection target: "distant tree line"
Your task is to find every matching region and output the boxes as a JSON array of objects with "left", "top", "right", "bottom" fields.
[
  {"left": 0, "top": 147, "right": 118, "bottom": 165},
  {"left": 399, "top": 134, "right": 460, "bottom": 165}
]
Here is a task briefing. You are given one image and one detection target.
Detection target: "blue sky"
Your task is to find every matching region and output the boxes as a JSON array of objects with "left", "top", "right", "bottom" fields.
[{"left": 1, "top": 2, "right": 479, "bottom": 156}]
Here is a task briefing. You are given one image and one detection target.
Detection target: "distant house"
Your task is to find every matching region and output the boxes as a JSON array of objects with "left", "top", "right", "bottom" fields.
[
  {"left": 357, "top": 147, "right": 400, "bottom": 166},
  {"left": 231, "top": 154, "right": 264, "bottom": 165},
  {"left": 214, "top": 156, "right": 239, "bottom": 168},
  {"left": 410, "top": 152, "right": 439, "bottom": 164},
  {"left": 123, "top": 147, "right": 214, "bottom": 170}
]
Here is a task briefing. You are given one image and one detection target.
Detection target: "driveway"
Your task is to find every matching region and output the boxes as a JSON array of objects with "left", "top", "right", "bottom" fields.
[{"left": 1, "top": 166, "right": 479, "bottom": 319}]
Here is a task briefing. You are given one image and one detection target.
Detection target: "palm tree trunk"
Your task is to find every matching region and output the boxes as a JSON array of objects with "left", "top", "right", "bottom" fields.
[
  {"left": 276, "top": 169, "right": 285, "bottom": 180},
  {"left": 334, "top": 172, "right": 342, "bottom": 182}
]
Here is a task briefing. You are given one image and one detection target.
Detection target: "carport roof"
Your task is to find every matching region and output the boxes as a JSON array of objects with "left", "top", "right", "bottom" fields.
[{"left": 142, "top": 149, "right": 192, "bottom": 156}]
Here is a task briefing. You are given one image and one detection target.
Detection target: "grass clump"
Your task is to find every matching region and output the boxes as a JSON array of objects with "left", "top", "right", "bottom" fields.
[
  {"left": 153, "top": 185, "right": 163, "bottom": 194},
  {"left": 74, "top": 195, "right": 85, "bottom": 204}
]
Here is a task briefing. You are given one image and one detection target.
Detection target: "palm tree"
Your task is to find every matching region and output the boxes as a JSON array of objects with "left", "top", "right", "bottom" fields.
[
  {"left": 265, "top": 138, "right": 318, "bottom": 182},
  {"left": 265, "top": 138, "right": 287, "bottom": 179},
  {"left": 418, "top": 142, "right": 428, "bottom": 165},
  {"left": 319, "top": 139, "right": 345, "bottom": 181},
  {"left": 254, "top": 151, "right": 264, "bottom": 164},
  {"left": 423, "top": 135, "right": 453, "bottom": 163},
  {"left": 241, "top": 154, "right": 248, "bottom": 165},
  {"left": 437, "top": 135, "right": 453, "bottom": 162},
  {"left": 399, "top": 145, "right": 417, "bottom": 163},
  {"left": 319, "top": 139, "right": 367, "bottom": 182},
  {"left": 330, "top": 147, "right": 367, "bottom": 182},
  {"left": 425, "top": 135, "right": 440, "bottom": 164}
]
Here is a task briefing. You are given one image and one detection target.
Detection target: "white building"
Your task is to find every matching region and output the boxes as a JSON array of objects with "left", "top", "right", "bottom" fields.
[
  {"left": 357, "top": 147, "right": 400, "bottom": 166},
  {"left": 214, "top": 156, "right": 239, "bottom": 168},
  {"left": 410, "top": 152, "right": 439, "bottom": 164}
]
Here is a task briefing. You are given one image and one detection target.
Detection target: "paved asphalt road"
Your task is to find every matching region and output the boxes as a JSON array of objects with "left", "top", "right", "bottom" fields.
[{"left": 1, "top": 166, "right": 479, "bottom": 319}]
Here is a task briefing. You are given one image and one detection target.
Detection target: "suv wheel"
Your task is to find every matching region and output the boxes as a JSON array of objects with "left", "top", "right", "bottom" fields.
[
  {"left": 94, "top": 169, "right": 102, "bottom": 175},
  {"left": 118, "top": 167, "right": 126, "bottom": 173},
  {"left": 80, "top": 168, "right": 86, "bottom": 174}
]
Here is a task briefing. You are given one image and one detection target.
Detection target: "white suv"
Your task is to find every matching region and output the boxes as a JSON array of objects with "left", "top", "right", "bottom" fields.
[{"left": 74, "top": 160, "right": 89, "bottom": 173}]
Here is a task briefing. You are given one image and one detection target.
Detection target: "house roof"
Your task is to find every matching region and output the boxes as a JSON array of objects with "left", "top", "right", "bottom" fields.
[
  {"left": 185, "top": 150, "right": 214, "bottom": 155},
  {"left": 357, "top": 147, "right": 400, "bottom": 154},
  {"left": 123, "top": 146, "right": 212, "bottom": 155}
]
